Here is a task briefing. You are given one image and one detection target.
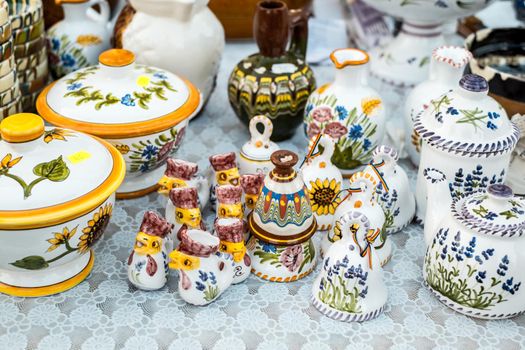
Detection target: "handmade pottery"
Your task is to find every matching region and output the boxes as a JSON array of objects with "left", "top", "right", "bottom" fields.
[
  {"left": 228, "top": 0, "right": 315, "bottom": 141},
  {"left": 0, "top": 95, "right": 22, "bottom": 119},
  {"left": 209, "top": 152, "right": 241, "bottom": 209},
  {"left": 301, "top": 134, "right": 343, "bottom": 231},
  {"left": 16, "top": 48, "right": 46, "bottom": 71},
  {"left": 0, "top": 21, "right": 11, "bottom": 45},
  {"left": 8, "top": 0, "right": 44, "bottom": 32},
  {"left": 216, "top": 185, "right": 244, "bottom": 220},
  {"left": 0, "top": 1, "right": 8, "bottom": 26},
  {"left": 127, "top": 211, "right": 173, "bottom": 290},
  {"left": 240, "top": 173, "right": 265, "bottom": 214},
  {"left": 404, "top": 46, "right": 472, "bottom": 165},
  {"left": 13, "top": 19, "right": 43, "bottom": 45},
  {"left": 158, "top": 158, "right": 209, "bottom": 214},
  {"left": 324, "top": 171, "right": 391, "bottom": 266},
  {"left": 239, "top": 115, "right": 279, "bottom": 175},
  {"left": 0, "top": 39, "right": 13, "bottom": 63},
  {"left": 423, "top": 168, "right": 525, "bottom": 319},
  {"left": 169, "top": 228, "right": 234, "bottom": 306},
  {"left": 246, "top": 150, "right": 317, "bottom": 282},
  {"left": 311, "top": 211, "right": 387, "bottom": 322},
  {"left": 506, "top": 114, "right": 525, "bottom": 195},
  {"left": 364, "top": 145, "right": 415, "bottom": 234},
  {"left": 114, "top": 0, "right": 224, "bottom": 105},
  {"left": 0, "top": 56, "right": 14, "bottom": 77},
  {"left": 168, "top": 187, "right": 206, "bottom": 250},
  {"left": 14, "top": 35, "right": 46, "bottom": 58},
  {"left": 466, "top": 28, "right": 525, "bottom": 116},
  {"left": 414, "top": 74, "right": 520, "bottom": 223},
  {"left": 215, "top": 218, "right": 251, "bottom": 284},
  {"left": 0, "top": 83, "right": 20, "bottom": 106},
  {"left": 37, "top": 49, "right": 201, "bottom": 199},
  {"left": 0, "top": 113, "right": 125, "bottom": 297},
  {"left": 360, "top": 0, "right": 494, "bottom": 86},
  {"left": 304, "top": 48, "right": 385, "bottom": 175}
]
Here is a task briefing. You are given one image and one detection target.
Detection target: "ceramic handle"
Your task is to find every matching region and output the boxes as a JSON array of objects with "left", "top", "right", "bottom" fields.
[
  {"left": 249, "top": 115, "right": 273, "bottom": 144},
  {"left": 288, "top": 5, "right": 311, "bottom": 60},
  {"left": 86, "top": 0, "right": 110, "bottom": 24},
  {"left": 317, "top": 135, "right": 335, "bottom": 162},
  {"left": 337, "top": 211, "right": 370, "bottom": 240},
  {"left": 372, "top": 145, "right": 398, "bottom": 168}
]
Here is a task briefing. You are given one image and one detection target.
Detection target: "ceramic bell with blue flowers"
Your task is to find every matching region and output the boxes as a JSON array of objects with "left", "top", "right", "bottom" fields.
[
  {"left": 423, "top": 167, "right": 525, "bottom": 319},
  {"left": 414, "top": 74, "right": 520, "bottom": 223},
  {"left": 311, "top": 211, "right": 387, "bottom": 322}
]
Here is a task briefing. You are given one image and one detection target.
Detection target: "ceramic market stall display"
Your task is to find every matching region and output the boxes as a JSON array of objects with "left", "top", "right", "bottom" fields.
[
  {"left": 404, "top": 46, "right": 472, "bottom": 165},
  {"left": 0, "top": 1, "right": 21, "bottom": 118},
  {"left": 36, "top": 48, "right": 201, "bottom": 199},
  {"left": 360, "top": 0, "right": 495, "bottom": 86},
  {"left": 114, "top": 0, "right": 224, "bottom": 105},
  {"left": 506, "top": 114, "right": 525, "bottom": 196},
  {"left": 423, "top": 168, "right": 525, "bottom": 319},
  {"left": 247, "top": 150, "right": 317, "bottom": 282},
  {"left": 228, "top": 0, "right": 315, "bottom": 141},
  {"left": 239, "top": 115, "right": 279, "bottom": 175},
  {"left": 0, "top": 113, "right": 125, "bottom": 297},
  {"left": 414, "top": 74, "right": 520, "bottom": 223},
  {"left": 304, "top": 48, "right": 385, "bottom": 176}
]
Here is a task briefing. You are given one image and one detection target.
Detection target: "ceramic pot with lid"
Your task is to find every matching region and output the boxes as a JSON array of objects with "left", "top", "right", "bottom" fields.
[
  {"left": 414, "top": 74, "right": 520, "bottom": 223},
  {"left": 239, "top": 115, "right": 279, "bottom": 175},
  {"left": 423, "top": 168, "right": 525, "bottom": 319},
  {"left": 246, "top": 149, "right": 317, "bottom": 282},
  {"left": 36, "top": 48, "right": 201, "bottom": 199},
  {"left": 0, "top": 113, "right": 125, "bottom": 297}
]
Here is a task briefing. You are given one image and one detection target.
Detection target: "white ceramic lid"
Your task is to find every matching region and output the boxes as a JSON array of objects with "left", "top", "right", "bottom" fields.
[
  {"left": 415, "top": 74, "right": 520, "bottom": 155},
  {"left": 36, "top": 49, "right": 200, "bottom": 139},
  {"left": 241, "top": 115, "right": 279, "bottom": 160},
  {"left": 0, "top": 113, "right": 125, "bottom": 229}
]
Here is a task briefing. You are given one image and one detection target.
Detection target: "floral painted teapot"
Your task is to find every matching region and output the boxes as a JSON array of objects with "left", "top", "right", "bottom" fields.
[
  {"left": 423, "top": 168, "right": 525, "bottom": 319},
  {"left": 239, "top": 115, "right": 279, "bottom": 175},
  {"left": 301, "top": 134, "right": 343, "bottom": 231},
  {"left": 169, "top": 228, "right": 234, "bottom": 306},
  {"left": 311, "top": 211, "right": 387, "bottom": 322}
]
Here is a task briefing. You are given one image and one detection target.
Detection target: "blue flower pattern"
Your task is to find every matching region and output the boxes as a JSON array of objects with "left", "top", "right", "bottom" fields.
[
  {"left": 348, "top": 124, "right": 363, "bottom": 141},
  {"left": 67, "top": 83, "right": 82, "bottom": 91},
  {"left": 335, "top": 105, "right": 348, "bottom": 121},
  {"left": 141, "top": 145, "right": 158, "bottom": 160},
  {"left": 121, "top": 94, "right": 136, "bottom": 107}
]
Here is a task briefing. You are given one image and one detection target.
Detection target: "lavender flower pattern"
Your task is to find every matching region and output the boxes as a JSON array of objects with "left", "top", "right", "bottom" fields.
[
  {"left": 195, "top": 269, "right": 220, "bottom": 302},
  {"left": 448, "top": 166, "right": 505, "bottom": 199},
  {"left": 375, "top": 182, "right": 400, "bottom": 234}
]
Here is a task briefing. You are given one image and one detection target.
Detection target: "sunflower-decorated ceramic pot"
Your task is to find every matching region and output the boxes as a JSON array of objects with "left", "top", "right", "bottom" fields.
[
  {"left": 247, "top": 150, "right": 317, "bottom": 282},
  {"left": 0, "top": 113, "right": 125, "bottom": 297},
  {"left": 36, "top": 49, "right": 201, "bottom": 198}
]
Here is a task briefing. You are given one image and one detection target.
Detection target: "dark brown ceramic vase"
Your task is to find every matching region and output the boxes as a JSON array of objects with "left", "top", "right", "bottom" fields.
[{"left": 228, "top": 0, "right": 316, "bottom": 141}]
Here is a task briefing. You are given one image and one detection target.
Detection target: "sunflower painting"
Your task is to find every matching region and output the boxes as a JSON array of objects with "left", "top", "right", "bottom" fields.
[
  {"left": 309, "top": 178, "right": 341, "bottom": 216},
  {"left": 78, "top": 203, "right": 113, "bottom": 253}
]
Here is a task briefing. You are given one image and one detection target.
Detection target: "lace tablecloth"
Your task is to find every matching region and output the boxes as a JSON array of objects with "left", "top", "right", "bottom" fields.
[{"left": 2, "top": 8, "right": 525, "bottom": 350}]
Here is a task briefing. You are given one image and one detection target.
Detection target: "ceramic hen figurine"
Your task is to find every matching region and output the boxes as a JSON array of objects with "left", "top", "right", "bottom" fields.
[
  {"left": 216, "top": 185, "right": 244, "bottom": 220},
  {"left": 209, "top": 152, "right": 241, "bottom": 208},
  {"left": 240, "top": 173, "right": 265, "bottom": 214},
  {"left": 127, "top": 211, "right": 174, "bottom": 291},
  {"left": 215, "top": 218, "right": 251, "bottom": 284},
  {"left": 169, "top": 187, "right": 206, "bottom": 249}
]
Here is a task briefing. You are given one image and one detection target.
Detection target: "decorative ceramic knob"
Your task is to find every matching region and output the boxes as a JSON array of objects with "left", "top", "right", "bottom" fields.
[
  {"left": 270, "top": 150, "right": 299, "bottom": 179},
  {"left": 459, "top": 74, "right": 489, "bottom": 93},
  {"left": 0, "top": 113, "right": 45, "bottom": 143}
]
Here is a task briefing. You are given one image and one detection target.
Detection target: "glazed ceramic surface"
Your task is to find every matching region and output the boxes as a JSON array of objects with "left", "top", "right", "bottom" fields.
[
  {"left": 247, "top": 149, "right": 317, "bottom": 281},
  {"left": 167, "top": 187, "right": 206, "bottom": 250},
  {"left": 312, "top": 211, "right": 387, "bottom": 322},
  {"left": 414, "top": 74, "right": 519, "bottom": 223},
  {"left": 506, "top": 114, "right": 525, "bottom": 195},
  {"left": 114, "top": 0, "right": 224, "bottom": 105},
  {"left": 0, "top": 113, "right": 125, "bottom": 297},
  {"left": 404, "top": 46, "right": 472, "bottom": 165},
  {"left": 228, "top": 0, "right": 315, "bottom": 141},
  {"left": 239, "top": 115, "right": 279, "bottom": 175},
  {"left": 47, "top": 0, "right": 113, "bottom": 78},
  {"left": 301, "top": 134, "right": 343, "bottom": 231},
  {"left": 215, "top": 218, "right": 251, "bottom": 284},
  {"left": 423, "top": 168, "right": 525, "bottom": 319},
  {"left": 36, "top": 49, "right": 201, "bottom": 198},
  {"left": 361, "top": 0, "right": 494, "bottom": 86},
  {"left": 208, "top": 152, "right": 241, "bottom": 209},
  {"left": 169, "top": 229, "right": 234, "bottom": 306},
  {"left": 364, "top": 145, "right": 415, "bottom": 234},
  {"left": 240, "top": 173, "right": 265, "bottom": 214},
  {"left": 304, "top": 48, "right": 385, "bottom": 175}
]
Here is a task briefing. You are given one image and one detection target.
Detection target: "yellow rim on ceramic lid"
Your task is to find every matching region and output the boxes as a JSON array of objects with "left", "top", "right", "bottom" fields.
[
  {"left": 0, "top": 113, "right": 126, "bottom": 230},
  {"left": 35, "top": 49, "right": 201, "bottom": 139}
]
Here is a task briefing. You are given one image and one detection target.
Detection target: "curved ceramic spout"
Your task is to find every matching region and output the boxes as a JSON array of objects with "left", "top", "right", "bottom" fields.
[{"left": 422, "top": 167, "right": 451, "bottom": 246}]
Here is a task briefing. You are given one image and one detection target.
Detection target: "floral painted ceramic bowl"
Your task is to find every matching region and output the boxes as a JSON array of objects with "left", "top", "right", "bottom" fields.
[
  {"left": 36, "top": 49, "right": 201, "bottom": 198},
  {"left": 0, "top": 113, "right": 125, "bottom": 297}
]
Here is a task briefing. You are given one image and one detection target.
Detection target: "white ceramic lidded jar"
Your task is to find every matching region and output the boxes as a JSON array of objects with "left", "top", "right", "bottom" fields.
[
  {"left": 0, "top": 113, "right": 125, "bottom": 297},
  {"left": 414, "top": 74, "right": 520, "bottom": 223},
  {"left": 404, "top": 46, "right": 472, "bottom": 166},
  {"left": 423, "top": 168, "right": 525, "bottom": 319},
  {"left": 304, "top": 48, "right": 385, "bottom": 176},
  {"left": 239, "top": 115, "right": 279, "bottom": 175},
  {"left": 36, "top": 49, "right": 201, "bottom": 199}
]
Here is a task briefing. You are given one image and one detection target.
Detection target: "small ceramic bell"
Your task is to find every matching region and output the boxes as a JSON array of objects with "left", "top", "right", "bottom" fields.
[
  {"left": 169, "top": 228, "right": 234, "bottom": 306},
  {"left": 240, "top": 173, "right": 265, "bottom": 214},
  {"left": 168, "top": 187, "right": 206, "bottom": 250},
  {"left": 364, "top": 145, "right": 415, "bottom": 233},
  {"left": 325, "top": 171, "right": 390, "bottom": 266},
  {"left": 301, "top": 134, "right": 343, "bottom": 231},
  {"left": 215, "top": 218, "right": 251, "bottom": 284},
  {"left": 239, "top": 115, "right": 280, "bottom": 175},
  {"left": 216, "top": 185, "right": 244, "bottom": 220},
  {"left": 127, "top": 211, "right": 173, "bottom": 290},
  {"left": 209, "top": 152, "right": 241, "bottom": 209},
  {"left": 311, "top": 211, "right": 387, "bottom": 322},
  {"left": 158, "top": 158, "right": 209, "bottom": 210},
  {"left": 247, "top": 150, "right": 317, "bottom": 282}
]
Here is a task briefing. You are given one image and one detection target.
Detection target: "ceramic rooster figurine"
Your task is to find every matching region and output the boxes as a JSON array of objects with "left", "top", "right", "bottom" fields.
[
  {"left": 216, "top": 185, "right": 244, "bottom": 220},
  {"left": 209, "top": 152, "right": 241, "bottom": 208},
  {"left": 215, "top": 218, "right": 251, "bottom": 283},
  {"left": 169, "top": 187, "right": 206, "bottom": 249},
  {"left": 127, "top": 211, "right": 173, "bottom": 291},
  {"left": 240, "top": 173, "right": 265, "bottom": 214}
]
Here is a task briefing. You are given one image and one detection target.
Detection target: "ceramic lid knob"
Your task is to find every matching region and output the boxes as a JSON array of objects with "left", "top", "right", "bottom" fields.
[
  {"left": 271, "top": 150, "right": 298, "bottom": 177},
  {"left": 99, "top": 49, "right": 135, "bottom": 67},
  {"left": 459, "top": 74, "right": 489, "bottom": 93},
  {"left": 0, "top": 113, "right": 45, "bottom": 143},
  {"left": 487, "top": 184, "right": 513, "bottom": 199}
]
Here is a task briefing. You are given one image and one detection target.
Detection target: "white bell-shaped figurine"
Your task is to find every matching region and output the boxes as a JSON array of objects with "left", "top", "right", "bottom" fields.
[
  {"left": 311, "top": 211, "right": 387, "bottom": 322},
  {"left": 239, "top": 115, "right": 280, "bottom": 175},
  {"left": 365, "top": 145, "right": 415, "bottom": 233},
  {"left": 127, "top": 211, "right": 174, "bottom": 290}
]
